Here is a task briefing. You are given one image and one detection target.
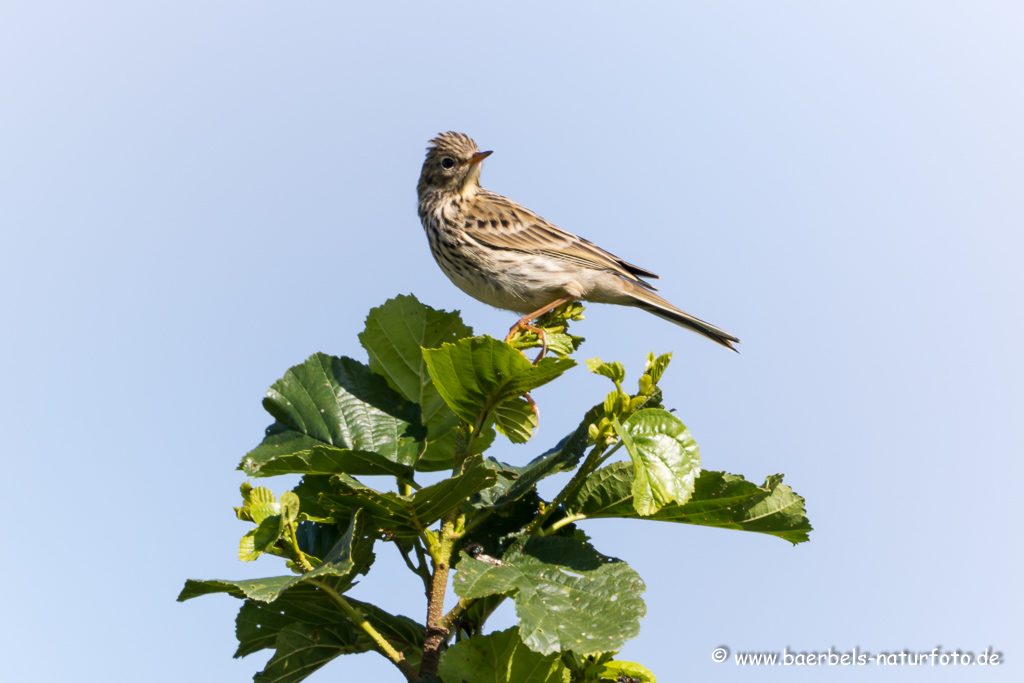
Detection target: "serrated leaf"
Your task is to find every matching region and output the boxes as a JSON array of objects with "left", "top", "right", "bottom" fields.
[
  {"left": 319, "top": 455, "right": 497, "bottom": 536},
  {"left": 359, "top": 295, "right": 475, "bottom": 470},
  {"left": 586, "top": 358, "right": 626, "bottom": 384},
  {"left": 615, "top": 409, "right": 700, "bottom": 516},
  {"left": 423, "top": 336, "right": 575, "bottom": 443},
  {"left": 453, "top": 536, "right": 646, "bottom": 656},
  {"left": 179, "top": 510, "right": 375, "bottom": 604},
  {"left": 563, "top": 462, "right": 812, "bottom": 544},
  {"left": 241, "top": 353, "right": 423, "bottom": 476},
  {"left": 439, "top": 627, "right": 569, "bottom": 683}
]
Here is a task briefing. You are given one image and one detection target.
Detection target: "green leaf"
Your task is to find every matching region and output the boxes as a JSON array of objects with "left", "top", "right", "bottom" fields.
[
  {"left": 438, "top": 627, "right": 569, "bottom": 683},
  {"left": 252, "top": 514, "right": 285, "bottom": 555},
  {"left": 614, "top": 409, "right": 700, "bottom": 516},
  {"left": 359, "top": 294, "right": 478, "bottom": 470},
  {"left": 280, "top": 491, "right": 300, "bottom": 525},
  {"left": 252, "top": 622, "right": 352, "bottom": 683},
  {"left": 643, "top": 351, "right": 672, "bottom": 384},
  {"left": 246, "top": 444, "right": 413, "bottom": 478},
  {"left": 179, "top": 509, "right": 375, "bottom": 604},
  {"left": 232, "top": 593, "right": 424, "bottom": 681},
  {"left": 291, "top": 476, "right": 334, "bottom": 522},
  {"left": 507, "top": 300, "right": 586, "bottom": 360},
  {"left": 423, "top": 336, "right": 575, "bottom": 443},
  {"left": 600, "top": 660, "right": 656, "bottom": 683},
  {"left": 292, "top": 521, "right": 344, "bottom": 563},
  {"left": 238, "top": 529, "right": 260, "bottom": 562},
  {"left": 415, "top": 422, "right": 497, "bottom": 472},
  {"left": 563, "top": 462, "right": 812, "bottom": 544},
  {"left": 359, "top": 294, "right": 470, "bottom": 426},
  {"left": 453, "top": 536, "right": 646, "bottom": 656},
  {"left": 470, "top": 403, "right": 603, "bottom": 509},
  {"left": 242, "top": 486, "right": 280, "bottom": 524},
  {"left": 586, "top": 358, "right": 626, "bottom": 384},
  {"left": 319, "top": 455, "right": 497, "bottom": 537},
  {"left": 241, "top": 353, "right": 423, "bottom": 476}
]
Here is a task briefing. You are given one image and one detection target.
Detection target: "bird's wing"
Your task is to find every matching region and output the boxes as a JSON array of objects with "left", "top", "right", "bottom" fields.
[{"left": 464, "top": 189, "right": 660, "bottom": 289}]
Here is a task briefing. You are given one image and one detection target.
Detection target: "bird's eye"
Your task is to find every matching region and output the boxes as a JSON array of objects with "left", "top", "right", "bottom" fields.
[{"left": 440, "top": 157, "right": 456, "bottom": 170}]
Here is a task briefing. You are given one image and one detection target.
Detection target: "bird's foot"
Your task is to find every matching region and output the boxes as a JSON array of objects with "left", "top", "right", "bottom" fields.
[{"left": 506, "top": 321, "right": 548, "bottom": 364}]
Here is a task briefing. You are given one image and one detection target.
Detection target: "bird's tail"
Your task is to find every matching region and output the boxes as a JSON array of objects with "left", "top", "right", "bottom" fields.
[{"left": 625, "top": 287, "right": 740, "bottom": 352}]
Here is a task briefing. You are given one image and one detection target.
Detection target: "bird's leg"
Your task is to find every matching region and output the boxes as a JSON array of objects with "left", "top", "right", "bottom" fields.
[{"left": 504, "top": 295, "right": 577, "bottom": 365}]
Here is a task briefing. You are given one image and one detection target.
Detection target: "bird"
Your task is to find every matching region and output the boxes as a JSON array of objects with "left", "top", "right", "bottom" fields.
[{"left": 416, "top": 132, "right": 739, "bottom": 355}]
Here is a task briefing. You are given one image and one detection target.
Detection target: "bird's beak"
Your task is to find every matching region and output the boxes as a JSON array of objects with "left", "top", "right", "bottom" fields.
[{"left": 461, "top": 150, "right": 493, "bottom": 167}]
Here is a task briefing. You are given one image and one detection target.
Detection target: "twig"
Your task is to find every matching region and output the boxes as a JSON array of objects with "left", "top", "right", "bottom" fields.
[{"left": 307, "top": 579, "right": 418, "bottom": 682}]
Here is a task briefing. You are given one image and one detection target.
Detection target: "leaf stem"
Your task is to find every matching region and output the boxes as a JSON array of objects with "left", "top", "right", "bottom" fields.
[
  {"left": 542, "top": 513, "right": 588, "bottom": 536},
  {"left": 286, "top": 521, "right": 314, "bottom": 572},
  {"left": 525, "top": 443, "right": 607, "bottom": 535},
  {"left": 307, "top": 579, "right": 418, "bottom": 682}
]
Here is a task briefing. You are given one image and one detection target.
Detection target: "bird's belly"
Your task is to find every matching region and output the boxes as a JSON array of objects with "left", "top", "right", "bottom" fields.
[{"left": 432, "top": 242, "right": 579, "bottom": 314}]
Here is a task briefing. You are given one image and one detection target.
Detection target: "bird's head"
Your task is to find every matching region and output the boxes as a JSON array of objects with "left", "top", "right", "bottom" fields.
[{"left": 418, "top": 131, "right": 492, "bottom": 198}]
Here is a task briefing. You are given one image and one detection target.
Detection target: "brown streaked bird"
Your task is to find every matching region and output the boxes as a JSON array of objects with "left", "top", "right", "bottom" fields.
[{"left": 416, "top": 132, "right": 739, "bottom": 355}]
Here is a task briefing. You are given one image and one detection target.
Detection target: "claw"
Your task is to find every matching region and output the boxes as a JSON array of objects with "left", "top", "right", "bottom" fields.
[
  {"left": 504, "top": 294, "right": 577, "bottom": 365},
  {"left": 506, "top": 322, "right": 548, "bottom": 364}
]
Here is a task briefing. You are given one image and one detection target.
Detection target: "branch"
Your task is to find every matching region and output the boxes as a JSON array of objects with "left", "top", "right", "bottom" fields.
[{"left": 419, "top": 432, "right": 472, "bottom": 676}]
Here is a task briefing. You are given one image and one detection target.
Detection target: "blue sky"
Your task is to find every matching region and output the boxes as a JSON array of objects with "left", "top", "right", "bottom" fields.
[{"left": 2, "top": 2, "right": 1021, "bottom": 681}]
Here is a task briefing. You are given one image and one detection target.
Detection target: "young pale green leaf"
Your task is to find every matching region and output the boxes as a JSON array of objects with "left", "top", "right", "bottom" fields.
[
  {"left": 506, "top": 300, "right": 586, "bottom": 360},
  {"left": 438, "top": 627, "right": 569, "bottom": 683},
  {"left": 453, "top": 536, "right": 646, "bottom": 656},
  {"left": 600, "top": 660, "right": 657, "bottom": 683},
  {"left": 280, "top": 491, "right": 300, "bottom": 525},
  {"left": 586, "top": 357, "right": 626, "bottom": 384},
  {"left": 422, "top": 336, "right": 575, "bottom": 443},
  {"left": 241, "top": 353, "right": 423, "bottom": 476},
  {"left": 563, "top": 462, "right": 813, "bottom": 544},
  {"left": 178, "top": 510, "right": 375, "bottom": 604},
  {"left": 319, "top": 455, "right": 497, "bottom": 537},
  {"left": 643, "top": 351, "right": 672, "bottom": 384},
  {"left": 242, "top": 486, "right": 279, "bottom": 524},
  {"left": 359, "top": 295, "right": 472, "bottom": 464},
  {"left": 238, "top": 529, "right": 260, "bottom": 562},
  {"left": 615, "top": 409, "right": 700, "bottom": 516}
]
